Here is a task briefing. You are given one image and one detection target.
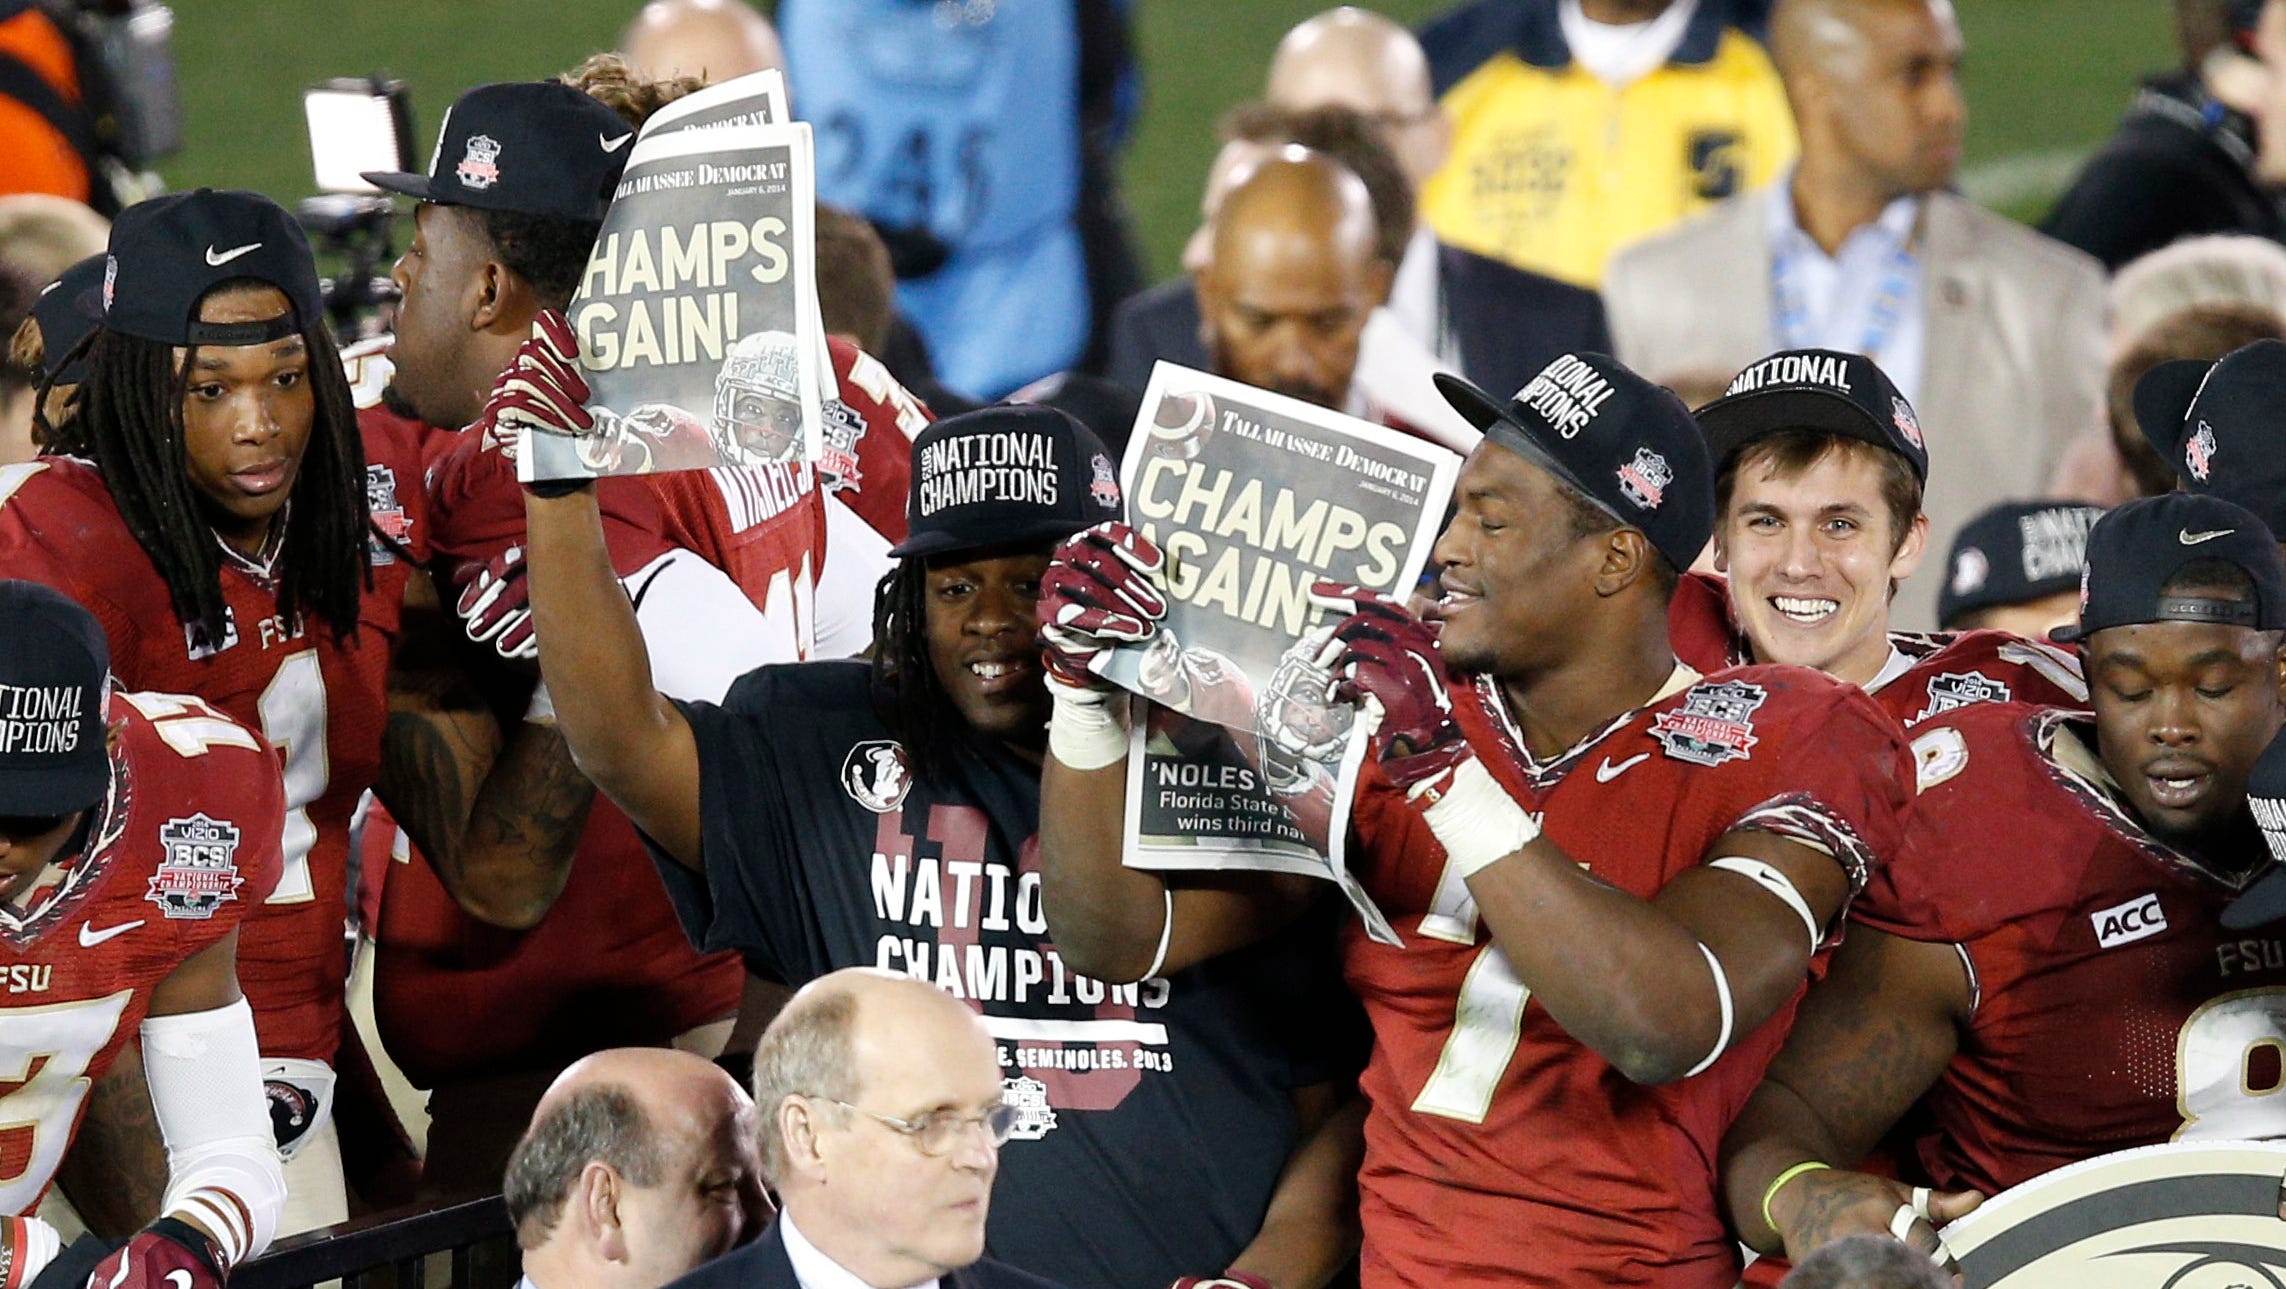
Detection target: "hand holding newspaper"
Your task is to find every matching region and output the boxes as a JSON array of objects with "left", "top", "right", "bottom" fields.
[
  {"left": 1089, "top": 364, "right": 1462, "bottom": 944},
  {"left": 519, "top": 69, "right": 835, "bottom": 483}
]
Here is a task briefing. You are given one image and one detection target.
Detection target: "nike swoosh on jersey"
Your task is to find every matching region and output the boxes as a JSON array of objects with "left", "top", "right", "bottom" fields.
[
  {"left": 1594, "top": 752, "right": 1650, "bottom": 782},
  {"left": 78, "top": 919, "right": 144, "bottom": 947},
  {"left": 204, "top": 242, "right": 262, "bottom": 266},
  {"left": 2179, "top": 528, "right": 2235, "bottom": 545},
  {"left": 600, "top": 132, "right": 633, "bottom": 153}
]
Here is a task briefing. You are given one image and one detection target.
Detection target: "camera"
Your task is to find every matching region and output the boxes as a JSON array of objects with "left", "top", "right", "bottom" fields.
[{"left": 298, "top": 77, "right": 415, "bottom": 344}]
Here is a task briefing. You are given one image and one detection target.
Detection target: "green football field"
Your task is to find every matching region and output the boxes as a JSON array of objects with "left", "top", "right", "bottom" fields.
[{"left": 159, "top": 0, "right": 2175, "bottom": 280}]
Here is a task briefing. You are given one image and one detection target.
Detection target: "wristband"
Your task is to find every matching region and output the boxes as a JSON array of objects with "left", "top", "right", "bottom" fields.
[
  {"left": 1047, "top": 683, "right": 1128, "bottom": 772},
  {"left": 147, "top": 1217, "right": 225, "bottom": 1278},
  {"left": 1681, "top": 941, "right": 1735, "bottom": 1078},
  {"left": 1420, "top": 757, "right": 1540, "bottom": 879},
  {"left": 1707, "top": 855, "right": 1823, "bottom": 954},
  {"left": 1759, "top": 1160, "right": 1832, "bottom": 1232},
  {"left": 523, "top": 477, "right": 593, "bottom": 500},
  {"left": 1142, "top": 887, "right": 1174, "bottom": 980}
]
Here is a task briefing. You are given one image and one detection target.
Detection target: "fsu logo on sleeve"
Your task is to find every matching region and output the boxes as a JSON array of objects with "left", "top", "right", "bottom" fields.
[
  {"left": 841, "top": 740, "right": 913, "bottom": 813},
  {"left": 146, "top": 813, "right": 246, "bottom": 919},
  {"left": 1648, "top": 680, "right": 1766, "bottom": 767}
]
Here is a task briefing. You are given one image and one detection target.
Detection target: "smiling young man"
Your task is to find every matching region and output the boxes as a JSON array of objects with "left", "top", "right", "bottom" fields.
[
  {"left": 1035, "top": 352, "right": 1917, "bottom": 1286},
  {"left": 507, "top": 370, "right": 1361, "bottom": 1289},
  {"left": 1722, "top": 491, "right": 2286, "bottom": 1265},
  {"left": 1671, "top": 347, "right": 2089, "bottom": 726}
]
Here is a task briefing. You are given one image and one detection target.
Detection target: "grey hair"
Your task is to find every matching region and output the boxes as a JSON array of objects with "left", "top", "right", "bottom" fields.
[
  {"left": 1778, "top": 1235, "right": 1951, "bottom": 1289},
  {"left": 750, "top": 987, "right": 862, "bottom": 1186},
  {"left": 502, "top": 1084, "right": 665, "bottom": 1247},
  {"left": 2112, "top": 235, "right": 2286, "bottom": 357}
]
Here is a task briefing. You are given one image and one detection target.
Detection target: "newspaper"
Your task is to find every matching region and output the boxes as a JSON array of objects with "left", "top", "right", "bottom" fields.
[
  {"left": 520, "top": 92, "right": 827, "bottom": 484},
  {"left": 1103, "top": 364, "right": 1461, "bottom": 944}
]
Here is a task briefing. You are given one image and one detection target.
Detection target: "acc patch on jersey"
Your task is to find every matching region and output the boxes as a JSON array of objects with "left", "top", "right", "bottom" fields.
[
  {"left": 841, "top": 740, "right": 913, "bottom": 813},
  {"left": 1649, "top": 680, "right": 1765, "bottom": 767},
  {"left": 1941, "top": 1141, "right": 2286, "bottom": 1287},
  {"left": 147, "top": 812, "right": 246, "bottom": 919}
]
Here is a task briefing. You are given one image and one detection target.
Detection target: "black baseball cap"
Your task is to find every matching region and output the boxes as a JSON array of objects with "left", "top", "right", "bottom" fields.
[
  {"left": 1939, "top": 500, "right": 2105, "bottom": 628},
  {"left": 2049, "top": 493, "right": 2286, "bottom": 644},
  {"left": 364, "top": 81, "right": 631, "bottom": 222},
  {"left": 2134, "top": 339, "right": 2286, "bottom": 534},
  {"left": 103, "top": 190, "right": 323, "bottom": 347},
  {"left": 1692, "top": 348, "right": 1929, "bottom": 484},
  {"left": 29, "top": 254, "right": 103, "bottom": 385},
  {"left": 0, "top": 581, "right": 112, "bottom": 818},
  {"left": 1436, "top": 353, "right": 1714, "bottom": 571},
  {"left": 890, "top": 405, "right": 1124, "bottom": 559}
]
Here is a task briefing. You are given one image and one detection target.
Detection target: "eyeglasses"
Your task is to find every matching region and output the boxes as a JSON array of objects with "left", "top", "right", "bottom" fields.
[{"left": 813, "top": 1097, "right": 1020, "bottom": 1156}]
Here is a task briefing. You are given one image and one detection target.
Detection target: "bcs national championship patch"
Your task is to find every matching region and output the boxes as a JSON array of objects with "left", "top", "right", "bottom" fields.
[
  {"left": 1616, "top": 447, "right": 1671, "bottom": 511},
  {"left": 1649, "top": 680, "right": 1766, "bottom": 767},
  {"left": 1913, "top": 672, "right": 2013, "bottom": 725},
  {"left": 147, "top": 813, "right": 245, "bottom": 919},
  {"left": 841, "top": 740, "right": 913, "bottom": 813},
  {"left": 366, "top": 464, "right": 411, "bottom": 564}
]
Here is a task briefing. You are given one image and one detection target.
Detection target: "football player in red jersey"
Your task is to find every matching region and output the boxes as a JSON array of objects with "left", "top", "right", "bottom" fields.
[
  {"left": 1035, "top": 352, "right": 1916, "bottom": 1287},
  {"left": 1674, "top": 348, "right": 2089, "bottom": 726},
  {"left": 0, "top": 190, "right": 578, "bottom": 1232},
  {"left": 1723, "top": 493, "right": 2286, "bottom": 1265},
  {"left": 0, "top": 581, "right": 286, "bottom": 1288}
]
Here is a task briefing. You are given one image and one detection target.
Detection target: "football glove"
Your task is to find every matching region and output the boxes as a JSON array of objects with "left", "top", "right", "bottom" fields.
[
  {"left": 451, "top": 544, "right": 537, "bottom": 663},
  {"left": 84, "top": 1220, "right": 222, "bottom": 1289},
  {"left": 1308, "top": 581, "right": 1469, "bottom": 799},
  {"left": 1039, "top": 522, "right": 1168, "bottom": 693}
]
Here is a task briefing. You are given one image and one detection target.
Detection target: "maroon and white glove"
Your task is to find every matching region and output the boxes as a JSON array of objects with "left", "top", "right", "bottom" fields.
[
  {"left": 472, "top": 311, "right": 596, "bottom": 462},
  {"left": 1170, "top": 1275, "right": 1272, "bottom": 1289},
  {"left": 1039, "top": 522, "right": 1168, "bottom": 690},
  {"left": 1038, "top": 522, "right": 1166, "bottom": 770},
  {"left": 1308, "top": 582, "right": 1470, "bottom": 798},
  {"left": 84, "top": 1221, "right": 223, "bottom": 1289},
  {"left": 1308, "top": 581, "right": 1538, "bottom": 879},
  {"left": 451, "top": 544, "right": 537, "bottom": 663}
]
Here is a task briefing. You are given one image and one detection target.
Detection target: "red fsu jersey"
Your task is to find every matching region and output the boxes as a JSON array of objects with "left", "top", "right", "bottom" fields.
[
  {"left": 1344, "top": 664, "right": 1914, "bottom": 1288},
  {"left": 0, "top": 444, "right": 419, "bottom": 1064},
  {"left": 358, "top": 799, "right": 740, "bottom": 1086},
  {"left": 0, "top": 692, "right": 283, "bottom": 1213},
  {"left": 1666, "top": 570, "right": 2086, "bottom": 727},
  {"left": 1856, "top": 702, "right": 2286, "bottom": 1195}
]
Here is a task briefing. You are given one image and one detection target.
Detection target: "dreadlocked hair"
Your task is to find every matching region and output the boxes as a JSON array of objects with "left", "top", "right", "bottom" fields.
[
  {"left": 868, "top": 559, "right": 967, "bottom": 781},
  {"left": 50, "top": 312, "right": 370, "bottom": 647}
]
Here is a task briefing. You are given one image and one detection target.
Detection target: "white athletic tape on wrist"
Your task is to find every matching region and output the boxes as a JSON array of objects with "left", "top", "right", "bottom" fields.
[
  {"left": 524, "top": 680, "right": 557, "bottom": 724},
  {"left": 1048, "top": 683, "right": 1128, "bottom": 771},
  {"left": 1706, "top": 856, "right": 1822, "bottom": 954},
  {"left": 1682, "top": 941, "right": 1735, "bottom": 1078},
  {"left": 1144, "top": 887, "right": 1174, "bottom": 981},
  {"left": 1420, "top": 757, "right": 1540, "bottom": 880},
  {"left": 143, "top": 998, "right": 285, "bottom": 1265}
]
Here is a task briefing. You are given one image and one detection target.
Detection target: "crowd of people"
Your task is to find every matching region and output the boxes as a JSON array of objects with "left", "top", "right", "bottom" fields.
[{"left": 2, "top": 0, "right": 2286, "bottom": 1287}]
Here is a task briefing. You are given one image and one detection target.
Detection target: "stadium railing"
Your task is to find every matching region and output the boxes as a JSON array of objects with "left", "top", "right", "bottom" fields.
[{"left": 230, "top": 1195, "right": 513, "bottom": 1289}]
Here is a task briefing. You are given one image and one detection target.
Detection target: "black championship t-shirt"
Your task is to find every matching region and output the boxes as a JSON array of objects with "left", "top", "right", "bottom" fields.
[{"left": 652, "top": 661, "right": 1357, "bottom": 1289}]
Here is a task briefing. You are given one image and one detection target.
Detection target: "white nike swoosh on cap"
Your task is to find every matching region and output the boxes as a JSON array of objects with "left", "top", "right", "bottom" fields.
[
  {"left": 2180, "top": 528, "right": 2235, "bottom": 545},
  {"left": 79, "top": 919, "right": 144, "bottom": 947},
  {"left": 600, "top": 132, "right": 633, "bottom": 153},
  {"left": 204, "top": 242, "right": 263, "bottom": 267}
]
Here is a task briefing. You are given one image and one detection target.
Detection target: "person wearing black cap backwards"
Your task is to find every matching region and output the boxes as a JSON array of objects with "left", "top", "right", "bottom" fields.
[
  {"left": 2134, "top": 336, "right": 2286, "bottom": 548},
  {"left": 0, "top": 581, "right": 288, "bottom": 1288},
  {"left": 1723, "top": 491, "right": 2286, "bottom": 1267},
  {"left": 1936, "top": 500, "right": 2105, "bottom": 639},
  {"left": 1673, "top": 348, "right": 2092, "bottom": 729},
  {"left": 10, "top": 253, "right": 104, "bottom": 449},
  {"left": 0, "top": 188, "right": 570, "bottom": 1233},
  {"left": 1035, "top": 351, "right": 1916, "bottom": 1286},
  {"left": 503, "top": 346, "right": 1362, "bottom": 1289}
]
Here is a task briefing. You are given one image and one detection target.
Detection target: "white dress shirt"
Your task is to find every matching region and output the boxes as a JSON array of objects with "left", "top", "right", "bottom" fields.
[
  {"left": 781, "top": 1212, "right": 942, "bottom": 1289},
  {"left": 1765, "top": 177, "right": 1929, "bottom": 404}
]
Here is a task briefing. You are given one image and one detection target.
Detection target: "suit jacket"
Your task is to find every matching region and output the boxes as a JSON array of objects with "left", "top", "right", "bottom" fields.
[
  {"left": 1603, "top": 185, "right": 2109, "bottom": 630},
  {"left": 1105, "top": 243, "right": 1612, "bottom": 398},
  {"left": 664, "top": 1220, "right": 1070, "bottom": 1289}
]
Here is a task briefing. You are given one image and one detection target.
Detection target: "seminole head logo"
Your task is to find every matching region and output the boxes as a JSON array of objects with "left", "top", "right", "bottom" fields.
[{"left": 841, "top": 740, "right": 913, "bottom": 814}]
